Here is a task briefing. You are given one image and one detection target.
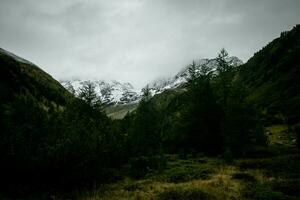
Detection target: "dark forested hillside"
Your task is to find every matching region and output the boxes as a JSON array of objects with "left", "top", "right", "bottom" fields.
[
  {"left": 240, "top": 25, "right": 300, "bottom": 126},
  {"left": 0, "top": 48, "right": 72, "bottom": 106},
  {"left": 0, "top": 25, "right": 299, "bottom": 200},
  {"left": 0, "top": 48, "right": 124, "bottom": 196}
]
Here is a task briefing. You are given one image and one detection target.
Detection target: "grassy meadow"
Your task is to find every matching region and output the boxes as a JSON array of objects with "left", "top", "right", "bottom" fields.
[{"left": 53, "top": 124, "right": 300, "bottom": 200}]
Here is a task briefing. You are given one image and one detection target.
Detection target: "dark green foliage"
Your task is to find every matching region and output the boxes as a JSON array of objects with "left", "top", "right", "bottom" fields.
[
  {"left": 215, "top": 48, "right": 235, "bottom": 107},
  {"left": 183, "top": 61, "right": 223, "bottom": 154},
  {"left": 237, "top": 155, "right": 300, "bottom": 179},
  {"left": 232, "top": 172, "right": 256, "bottom": 182},
  {"left": 127, "top": 86, "right": 161, "bottom": 156},
  {"left": 294, "top": 124, "right": 300, "bottom": 148},
  {"left": 127, "top": 155, "right": 166, "bottom": 178},
  {"left": 1, "top": 94, "right": 48, "bottom": 169},
  {"left": 162, "top": 165, "right": 212, "bottom": 183},
  {"left": 241, "top": 146, "right": 277, "bottom": 158},
  {"left": 223, "top": 148, "right": 234, "bottom": 163},
  {"left": 124, "top": 48, "right": 267, "bottom": 157},
  {"left": 240, "top": 25, "right": 300, "bottom": 126},
  {"left": 221, "top": 82, "right": 267, "bottom": 155},
  {"left": 78, "top": 81, "right": 101, "bottom": 108},
  {"left": 243, "top": 176, "right": 300, "bottom": 200},
  {"left": 157, "top": 187, "right": 216, "bottom": 200},
  {"left": 246, "top": 182, "right": 288, "bottom": 200},
  {"left": 271, "top": 179, "right": 300, "bottom": 197},
  {"left": 152, "top": 89, "right": 187, "bottom": 153},
  {"left": 1, "top": 24, "right": 300, "bottom": 198},
  {"left": 0, "top": 49, "right": 71, "bottom": 106},
  {"left": 43, "top": 98, "right": 121, "bottom": 183},
  {"left": 0, "top": 93, "right": 124, "bottom": 191},
  {"left": 214, "top": 49, "right": 267, "bottom": 155},
  {"left": 0, "top": 50, "right": 126, "bottom": 195}
]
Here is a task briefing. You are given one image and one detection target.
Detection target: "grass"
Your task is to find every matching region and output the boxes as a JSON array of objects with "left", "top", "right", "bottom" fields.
[
  {"left": 78, "top": 167, "right": 243, "bottom": 200},
  {"left": 150, "top": 155, "right": 218, "bottom": 183},
  {"left": 157, "top": 187, "right": 216, "bottom": 200},
  {"left": 6, "top": 124, "right": 298, "bottom": 200},
  {"left": 75, "top": 124, "right": 299, "bottom": 200},
  {"left": 231, "top": 172, "right": 256, "bottom": 182},
  {"left": 265, "top": 124, "right": 296, "bottom": 146}
]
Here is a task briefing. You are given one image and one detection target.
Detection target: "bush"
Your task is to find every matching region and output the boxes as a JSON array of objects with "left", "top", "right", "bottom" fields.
[
  {"left": 245, "top": 182, "right": 288, "bottom": 200},
  {"left": 128, "top": 155, "right": 166, "bottom": 178},
  {"left": 157, "top": 187, "right": 216, "bottom": 200},
  {"left": 294, "top": 124, "right": 300, "bottom": 149},
  {"left": 271, "top": 179, "right": 300, "bottom": 197},
  {"left": 242, "top": 146, "right": 276, "bottom": 158},
  {"left": 232, "top": 172, "right": 256, "bottom": 182},
  {"left": 163, "top": 166, "right": 211, "bottom": 183},
  {"left": 223, "top": 148, "right": 234, "bottom": 163}
]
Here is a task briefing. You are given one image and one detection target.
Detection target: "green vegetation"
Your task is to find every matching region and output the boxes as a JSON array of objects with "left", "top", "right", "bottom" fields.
[
  {"left": 74, "top": 127, "right": 299, "bottom": 200},
  {"left": 105, "top": 103, "right": 138, "bottom": 119},
  {"left": 240, "top": 25, "right": 300, "bottom": 126},
  {"left": 121, "top": 48, "right": 266, "bottom": 157},
  {"left": 157, "top": 187, "right": 216, "bottom": 200},
  {"left": 0, "top": 25, "right": 300, "bottom": 199},
  {"left": 0, "top": 50, "right": 126, "bottom": 196}
]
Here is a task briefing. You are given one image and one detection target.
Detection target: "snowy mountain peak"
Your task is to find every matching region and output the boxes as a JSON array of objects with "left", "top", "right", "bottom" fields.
[
  {"left": 61, "top": 56, "right": 243, "bottom": 105},
  {"left": 60, "top": 79, "right": 141, "bottom": 105},
  {"left": 147, "top": 56, "right": 243, "bottom": 95}
]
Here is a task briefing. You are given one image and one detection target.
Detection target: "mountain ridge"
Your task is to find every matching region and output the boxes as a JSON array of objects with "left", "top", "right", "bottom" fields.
[
  {"left": 240, "top": 24, "right": 300, "bottom": 125},
  {"left": 60, "top": 56, "right": 243, "bottom": 107},
  {"left": 0, "top": 47, "right": 72, "bottom": 107}
]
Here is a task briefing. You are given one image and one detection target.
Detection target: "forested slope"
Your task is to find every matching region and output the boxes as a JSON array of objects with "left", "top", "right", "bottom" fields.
[{"left": 240, "top": 25, "right": 300, "bottom": 125}]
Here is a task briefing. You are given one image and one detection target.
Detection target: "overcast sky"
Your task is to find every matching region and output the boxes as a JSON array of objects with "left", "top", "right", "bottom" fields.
[{"left": 0, "top": 0, "right": 299, "bottom": 88}]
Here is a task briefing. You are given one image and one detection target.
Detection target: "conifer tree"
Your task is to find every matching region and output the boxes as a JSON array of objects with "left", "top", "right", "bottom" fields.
[
  {"left": 78, "top": 81, "right": 101, "bottom": 108},
  {"left": 184, "top": 61, "right": 223, "bottom": 154}
]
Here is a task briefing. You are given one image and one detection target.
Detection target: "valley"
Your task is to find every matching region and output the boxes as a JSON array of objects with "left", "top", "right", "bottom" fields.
[
  {"left": 0, "top": 23, "right": 299, "bottom": 200},
  {"left": 76, "top": 124, "right": 299, "bottom": 200}
]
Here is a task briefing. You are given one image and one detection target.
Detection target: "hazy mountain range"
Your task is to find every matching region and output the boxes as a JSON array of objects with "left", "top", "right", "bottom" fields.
[{"left": 60, "top": 56, "right": 243, "bottom": 105}]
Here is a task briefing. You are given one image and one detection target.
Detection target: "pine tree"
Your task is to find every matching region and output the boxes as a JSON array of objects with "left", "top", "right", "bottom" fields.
[
  {"left": 128, "top": 85, "right": 160, "bottom": 156},
  {"left": 214, "top": 49, "right": 267, "bottom": 155},
  {"left": 78, "top": 81, "right": 101, "bottom": 108},
  {"left": 184, "top": 61, "right": 223, "bottom": 154},
  {"left": 216, "top": 48, "right": 234, "bottom": 108}
]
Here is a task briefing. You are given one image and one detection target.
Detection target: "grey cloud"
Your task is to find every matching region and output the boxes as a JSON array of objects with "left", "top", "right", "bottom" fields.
[{"left": 0, "top": 0, "right": 299, "bottom": 88}]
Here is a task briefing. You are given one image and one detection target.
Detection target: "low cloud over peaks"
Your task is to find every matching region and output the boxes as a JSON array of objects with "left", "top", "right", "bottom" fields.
[{"left": 0, "top": 0, "right": 299, "bottom": 88}]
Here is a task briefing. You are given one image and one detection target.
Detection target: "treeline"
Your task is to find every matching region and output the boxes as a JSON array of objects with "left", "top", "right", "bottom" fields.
[
  {"left": 0, "top": 49, "right": 268, "bottom": 195},
  {"left": 239, "top": 25, "right": 300, "bottom": 126},
  {"left": 122, "top": 49, "right": 267, "bottom": 158},
  {"left": 0, "top": 81, "right": 126, "bottom": 194}
]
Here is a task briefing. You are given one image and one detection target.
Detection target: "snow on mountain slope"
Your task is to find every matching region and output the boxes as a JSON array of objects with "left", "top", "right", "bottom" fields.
[
  {"left": 147, "top": 56, "right": 243, "bottom": 95},
  {"left": 61, "top": 56, "right": 243, "bottom": 105},
  {"left": 60, "top": 79, "right": 141, "bottom": 105}
]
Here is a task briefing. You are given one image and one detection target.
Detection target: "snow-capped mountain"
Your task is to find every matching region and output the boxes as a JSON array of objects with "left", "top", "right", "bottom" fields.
[
  {"left": 147, "top": 56, "right": 243, "bottom": 95},
  {"left": 60, "top": 79, "right": 141, "bottom": 105},
  {"left": 60, "top": 56, "right": 243, "bottom": 105}
]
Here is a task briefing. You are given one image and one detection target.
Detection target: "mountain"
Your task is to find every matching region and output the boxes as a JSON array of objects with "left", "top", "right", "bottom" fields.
[
  {"left": 146, "top": 23, "right": 300, "bottom": 128},
  {"left": 0, "top": 48, "right": 72, "bottom": 107},
  {"left": 147, "top": 56, "right": 243, "bottom": 95},
  {"left": 144, "top": 26, "right": 300, "bottom": 127},
  {"left": 60, "top": 56, "right": 242, "bottom": 119},
  {"left": 60, "top": 57, "right": 243, "bottom": 106},
  {"left": 60, "top": 79, "right": 140, "bottom": 105},
  {"left": 0, "top": 47, "right": 119, "bottom": 190},
  {"left": 240, "top": 25, "right": 300, "bottom": 125},
  {"left": 0, "top": 47, "right": 73, "bottom": 184}
]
